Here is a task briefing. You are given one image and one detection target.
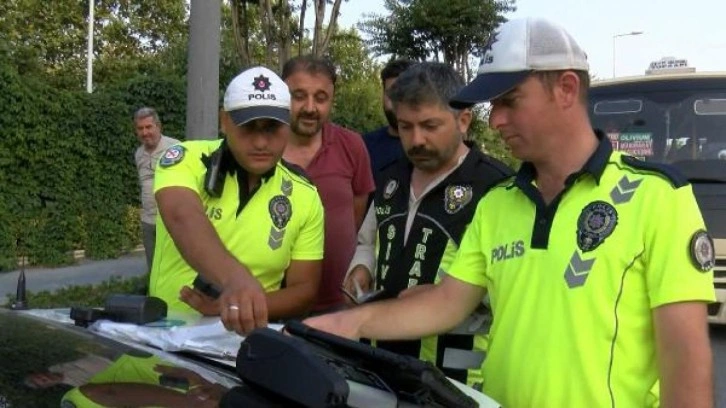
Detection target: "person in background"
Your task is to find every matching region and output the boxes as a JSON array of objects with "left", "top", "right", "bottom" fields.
[
  {"left": 363, "top": 59, "right": 414, "bottom": 178},
  {"left": 281, "top": 55, "right": 376, "bottom": 313},
  {"left": 133, "top": 107, "right": 180, "bottom": 270}
]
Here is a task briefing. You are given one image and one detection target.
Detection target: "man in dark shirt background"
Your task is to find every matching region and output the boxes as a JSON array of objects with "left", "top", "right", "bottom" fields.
[{"left": 363, "top": 59, "right": 414, "bottom": 178}]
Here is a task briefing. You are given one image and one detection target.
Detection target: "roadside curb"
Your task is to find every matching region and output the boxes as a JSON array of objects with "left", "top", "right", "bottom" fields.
[{"left": 16, "top": 245, "right": 146, "bottom": 267}]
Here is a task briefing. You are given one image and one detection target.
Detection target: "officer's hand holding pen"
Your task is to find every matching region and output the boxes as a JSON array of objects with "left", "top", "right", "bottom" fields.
[{"left": 219, "top": 270, "right": 268, "bottom": 335}]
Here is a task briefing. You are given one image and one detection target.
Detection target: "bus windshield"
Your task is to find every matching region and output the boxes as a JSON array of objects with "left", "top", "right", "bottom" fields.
[{"left": 589, "top": 76, "right": 726, "bottom": 182}]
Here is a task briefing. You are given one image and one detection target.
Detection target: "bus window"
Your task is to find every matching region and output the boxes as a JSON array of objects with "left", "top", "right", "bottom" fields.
[
  {"left": 694, "top": 98, "right": 726, "bottom": 116},
  {"left": 593, "top": 99, "right": 642, "bottom": 115}
]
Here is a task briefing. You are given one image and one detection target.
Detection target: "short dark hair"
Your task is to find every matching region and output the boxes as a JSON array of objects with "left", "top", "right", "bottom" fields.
[
  {"left": 380, "top": 59, "right": 413, "bottom": 84},
  {"left": 387, "top": 62, "right": 464, "bottom": 111},
  {"left": 281, "top": 55, "right": 337, "bottom": 87}
]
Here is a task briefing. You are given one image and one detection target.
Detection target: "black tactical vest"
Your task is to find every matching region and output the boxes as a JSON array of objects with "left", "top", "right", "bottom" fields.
[{"left": 372, "top": 147, "right": 512, "bottom": 382}]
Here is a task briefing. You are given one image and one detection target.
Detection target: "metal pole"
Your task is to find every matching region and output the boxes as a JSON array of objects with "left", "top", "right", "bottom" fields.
[
  {"left": 86, "top": 0, "right": 94, "bottom": 93},
  {"left": 185, "top": 0, "right": 221, "bottom": 140}
]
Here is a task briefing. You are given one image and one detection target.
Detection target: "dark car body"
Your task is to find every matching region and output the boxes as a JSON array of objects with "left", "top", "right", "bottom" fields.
[{"left": 0, "top": 308, "right": 242, "bottom": 408}]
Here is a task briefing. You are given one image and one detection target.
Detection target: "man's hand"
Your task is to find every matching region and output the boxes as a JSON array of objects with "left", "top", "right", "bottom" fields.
[
  {"left": 303, "top": 310, "right": 363, "bottom": 340},
  {"left": 179, "top": 287, "right": 220, "bottom": 316},
  {"left": 342, "top": 265, "right": 372, "bottom": 305},
  {"left": 219, "top": 273, "right": 268, "bottom": 335}
]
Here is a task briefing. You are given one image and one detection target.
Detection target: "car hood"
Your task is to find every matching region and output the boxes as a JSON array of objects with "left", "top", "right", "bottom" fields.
[{"left": 0, "top": 309, "right": 240, "bottom": 407}]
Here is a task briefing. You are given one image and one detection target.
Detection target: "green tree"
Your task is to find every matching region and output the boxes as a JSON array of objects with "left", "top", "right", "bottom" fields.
[
  {"left": 360, "top": 0, "right": 515, "bottom": 81},
  {"left": 0, "top": 0, "right": 188, "bottom": 89},
  {"left": 227, "top": 0, "right": 349, "bottom": 71},
  {"left": 359, "top": 0, "right": 517, "bottom": 166},
  {"left": 328, "top": 28, "right": 384, "bottom": 133},
  {"left": 468, "top": 108, "right": 519, "bottom": 169}
]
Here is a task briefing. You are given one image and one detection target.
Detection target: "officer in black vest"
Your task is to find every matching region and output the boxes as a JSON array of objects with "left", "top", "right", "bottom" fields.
[{"left": 342, "top": 62, "right": 513, "bottom": 387}]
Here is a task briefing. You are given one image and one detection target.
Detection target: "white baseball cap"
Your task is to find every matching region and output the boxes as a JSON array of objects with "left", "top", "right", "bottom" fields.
[
  {"left": 223, "top": 66, "right": 291, "bottom": 126},
  {"left": 450, "top": 18, "right": 589, "bottom": 107}
]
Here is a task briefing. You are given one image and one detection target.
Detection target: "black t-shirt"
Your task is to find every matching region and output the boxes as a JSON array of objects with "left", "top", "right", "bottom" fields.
[{"left": 363, "top": 126, "right": 405, "bottom": 179}]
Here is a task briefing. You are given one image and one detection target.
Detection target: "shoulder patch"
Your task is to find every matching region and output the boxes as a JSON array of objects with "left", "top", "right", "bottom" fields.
[
  {"left": 690, "top": 230, "right": 715, "bottom": 271},
  {"left": 159, "top": 144, "right": 186, "bottom": 168},
  {"left": 280, "top": 159, "right": 314, "bottom": 185},
  {"left": 620, "top": 155, "right": 688, "bottom": 188}
]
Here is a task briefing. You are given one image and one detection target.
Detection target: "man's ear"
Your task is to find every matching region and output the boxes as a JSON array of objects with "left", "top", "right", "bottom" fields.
[
  {"left": 456, "top": 108, "right": 474, "bottom": 134},
  {"left": 219, "top": 110, "right": 231, "bottom": 135},
  {"left": 557, "top": 71, "right": 581, "bottom": 109}
]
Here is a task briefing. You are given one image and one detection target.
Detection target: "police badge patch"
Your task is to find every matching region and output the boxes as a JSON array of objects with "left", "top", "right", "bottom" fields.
[
  {"left": 690, "top": 230, "right": 715, "bottom": 271},
  {"left": 383, "top": 179, "right": 398, "bottom": 200},
  {"left": 159, "top": 145, "right": 185, "bottom": 168},
  {"left": 444, "top": 185, "right": 473, "bottom": 214},
  {"left": 576, "top": 201, "right": 618, "bottom": 252},
  {"left": 269, "top": 195, "right": 292, "bottom": 229}
]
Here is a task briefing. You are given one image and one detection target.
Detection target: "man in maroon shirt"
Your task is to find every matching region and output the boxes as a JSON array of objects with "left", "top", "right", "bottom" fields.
[{"left": 282, "top": 55, "right": 375, "bottom": 313}]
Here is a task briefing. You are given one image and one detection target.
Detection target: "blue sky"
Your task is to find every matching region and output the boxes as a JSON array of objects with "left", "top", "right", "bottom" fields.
[{"left": 334, "top": 0, "right": 726, "bottom": 79}]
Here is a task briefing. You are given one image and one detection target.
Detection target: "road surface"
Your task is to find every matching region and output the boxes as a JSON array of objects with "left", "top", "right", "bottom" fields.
[{"left": 0, "top": 252, "right": 147, "bottom": 303}]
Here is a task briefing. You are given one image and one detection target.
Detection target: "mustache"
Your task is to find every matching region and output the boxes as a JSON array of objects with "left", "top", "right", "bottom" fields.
[
  {"left": 407, "top": 146, "right": 437, "bottom": 157},
  {"left": 296, "top": 111, "right": 319, "bottom": 120}
]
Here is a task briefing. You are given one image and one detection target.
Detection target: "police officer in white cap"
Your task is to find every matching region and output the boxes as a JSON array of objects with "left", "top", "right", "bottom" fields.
[
  {"left": 150, "top": 66, "right": 326, "bottom": 335},
  {"left": 305, "top": 18, "right": 715, "bottom": 408}
]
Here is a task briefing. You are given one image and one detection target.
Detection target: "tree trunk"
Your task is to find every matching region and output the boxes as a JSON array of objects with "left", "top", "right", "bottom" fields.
[
  {"left": 230, "top": 0, "right": 251, "bottom": 67},
  {"left": 463, "top": 49, "right": 473, "bottom": 83},
  {"left": 318, "top": 0, "right": 343, "bottom": 57},
  {"left": 312, "top": 0, "right": 325, "bottom": 57},
  {"left": 259, "top": 0, "right": 275, "bottom": 66},
  {"left": 277, "top": 0, "right": 292, "bottom": 70},
  {"left": 298, "top": 0, "right": 307, "bottom": 55}
]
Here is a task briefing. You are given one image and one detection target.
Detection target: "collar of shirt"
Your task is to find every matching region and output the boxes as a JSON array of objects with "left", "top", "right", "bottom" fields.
[
  {"left": 201, "top": 140, "right": 277, "bottom": 217},
  {"left": 404, "top": 150, "right": 470, "bottom": 244},
  {"left": 409, "top": 150, "right": 470, "bottom": 205},
  {"left": 512, "top": 129, "right": 612, "bottom": 190},
  {"left": 140, "top": 135, "right": 173, "bottom": 156}
]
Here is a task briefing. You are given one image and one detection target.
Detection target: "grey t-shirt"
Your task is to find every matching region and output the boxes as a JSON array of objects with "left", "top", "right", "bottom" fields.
[{"left": 134, "top": 135, "right": 180, "bottom": 224}]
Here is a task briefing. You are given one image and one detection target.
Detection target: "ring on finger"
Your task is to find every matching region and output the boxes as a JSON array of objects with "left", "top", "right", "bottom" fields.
[{"left": 228, "top": 305, "right": 240, "bottom": 311}]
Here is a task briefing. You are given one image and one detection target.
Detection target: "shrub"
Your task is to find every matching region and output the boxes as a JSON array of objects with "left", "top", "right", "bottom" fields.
[{"left": 0, "top": 58, "right": 185, "bottom": 268}]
